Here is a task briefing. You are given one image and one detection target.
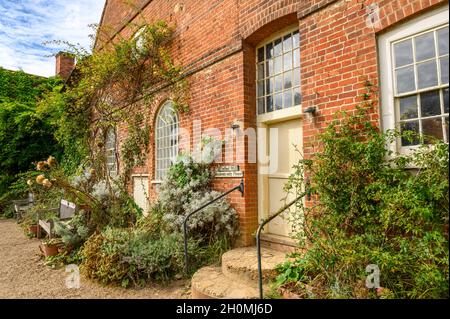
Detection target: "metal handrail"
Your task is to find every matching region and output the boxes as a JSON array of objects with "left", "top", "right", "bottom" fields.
[
  {"left": 256, "top": 188, "right": 311, "bottom": 299},
  {"left": 183, "top": 180, "right": 244, "bottom": 274}
]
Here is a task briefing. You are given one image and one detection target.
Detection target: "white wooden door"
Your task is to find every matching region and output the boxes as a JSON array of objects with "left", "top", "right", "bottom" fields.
[{"left": 259, "top": 119, "right": 302, "bottom": 237}]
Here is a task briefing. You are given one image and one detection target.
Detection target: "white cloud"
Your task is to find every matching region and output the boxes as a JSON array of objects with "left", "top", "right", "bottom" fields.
[{"left": 0, "top": 0, "right": 106, "bottom": 77}]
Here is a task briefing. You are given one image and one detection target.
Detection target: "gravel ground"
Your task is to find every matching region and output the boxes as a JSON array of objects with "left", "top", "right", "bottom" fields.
[{"left": 0, "top": 219, "right": 191, "bottom": 299}]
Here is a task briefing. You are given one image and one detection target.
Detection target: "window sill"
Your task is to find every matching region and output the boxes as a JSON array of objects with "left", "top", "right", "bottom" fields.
[
  {"left": 257, "top": 105, "right": 303, "bottom": 124},
  {"left": 151, "top": 180, "right": 162, "bottom": 185}
]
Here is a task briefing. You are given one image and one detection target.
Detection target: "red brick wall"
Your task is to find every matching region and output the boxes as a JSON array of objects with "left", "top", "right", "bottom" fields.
[
  {"left": 299, "top": 0, "right": 446, "bottom": 159},
  {"left": 98, "top": 0, "right": 448, "bottom": 246}
]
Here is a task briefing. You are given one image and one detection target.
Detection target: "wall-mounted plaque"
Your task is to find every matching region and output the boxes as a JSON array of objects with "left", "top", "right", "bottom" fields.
[{"left": 215, "top": 165, "right": 244, "bottom": 178}]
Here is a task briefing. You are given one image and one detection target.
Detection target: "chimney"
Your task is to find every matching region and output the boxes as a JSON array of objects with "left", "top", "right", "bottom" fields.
[{"left": 55, "top": 52, "right": 75, "bottom": 81}]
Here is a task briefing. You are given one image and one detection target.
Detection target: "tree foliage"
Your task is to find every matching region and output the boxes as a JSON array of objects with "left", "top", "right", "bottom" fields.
[{"left": 0, "top": 68, "right": 62, "bottom": 199}]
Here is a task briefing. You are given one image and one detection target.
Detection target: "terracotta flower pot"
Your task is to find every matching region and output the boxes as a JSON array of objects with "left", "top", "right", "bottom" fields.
[
  {"left": 39, "top": 243, "right": 59, "bottom": 257},
  {"left": 28, "top": 225, "right": 43, "bottom": 238}
]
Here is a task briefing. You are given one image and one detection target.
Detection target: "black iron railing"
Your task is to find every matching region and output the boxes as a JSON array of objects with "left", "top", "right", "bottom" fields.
[
  {"left": 256, "top": 188, "right": 311, "bottom": 299},
  {"left": 183, "top": 180, "right": 244, "bottom": 274}
]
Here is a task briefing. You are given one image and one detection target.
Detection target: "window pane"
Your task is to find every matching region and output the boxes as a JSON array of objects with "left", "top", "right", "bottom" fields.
[
  {"left": 417, "top": 61, "right": 438, "bottom": 89},
  {"left": 437, "top": 27, "right": 449, "bottom": 56},
  {"left": 266, "top": 43, "right": 273, "bottom": 59},
  {"left": 258, "top": 98, "right": 265, "bottom": 114},
  {"left": 420, "top": 90, "right": 441, "bottom": 117},
  {"left": 440, "top": 56, "right": 449, "bottom": 84},
  {"left": 274, "top": 74, "right": 283, "bottom": 92},
  {"left": 293, "top": 31, "right": 300, "bottom": 48},
  {"left": 274, "top": 38, "right": 282, "bottom": 56},
  {"left": 293, "top": 86, "right": 301, "bottom": 105},
  {"left": 284, "top": 90, "right": 292, "bottom": 108},
  {"left": 283, "top": 52, "right": 292, "bottom": 71},
  {"left": 283, "top": 71, "right": 292, "bottom": 89},
  {"left": 293, "top": 48, "right": 300, "bottom": 68},
  {"left": 258, "top": 47, "right": 265, "bottom": 62},
  {"left": 444, "top": 88, "right": 449, "bottom": 113},
  {"left": 293, "top": 68, "right": 300, "bottom": 86},
  {"left": 394, "top": 39, "right": 413, "bottom": 67},
  {"left": 274, "top": 56, "right": 283, "bottom": 74},
  {"left": 266, "top": 60, "right": 273, "bottom": 76},
  {"left": 283, "top": 34, "right": 292, "bottom": 52},
  {"left": 266, "top": 95, "right": 273, "bottom": 112},
  {"left": 257, "top": 63, "right": 265, "bottom": 80},
  {"left": 257, "top": 80, "right": 265, "bottom": 96},
  {"left": 414, "top": 31, "right": 436, "bottom": 62},
  {"left": 400, "top": 121, "right": 420, "bottom": 146},
  {"left": 266, "top": 78, "right": 273, "bottom": 94},
  {"left": 396, "top": 66, "right": 415, "bottom": 93},
  {"left": 423, "top": 117, "right": 443, "bottom": 143},
  {"left": 275, "top": 93, "right": 283, "bottom": 110},
  {"left": 399, "top": 95, "right": 418, "bottom": 120}
]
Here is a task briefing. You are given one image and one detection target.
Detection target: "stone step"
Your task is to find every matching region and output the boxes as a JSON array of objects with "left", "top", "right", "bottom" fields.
[
  {"left": 221, "top": 247, "right": 287, "bottom": 289},
  {"left": 191, "top": 266, "right": 259, "bottom": 299}
]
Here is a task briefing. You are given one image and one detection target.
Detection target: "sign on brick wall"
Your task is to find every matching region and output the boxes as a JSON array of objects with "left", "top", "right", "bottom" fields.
[{"left": 215, "top": 165, "right": 244, "bottom": 178}]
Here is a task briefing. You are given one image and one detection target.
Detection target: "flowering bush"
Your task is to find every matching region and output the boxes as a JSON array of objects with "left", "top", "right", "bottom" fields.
[{"left": 158, "top": 154, "right": 239, "bottom": 244}]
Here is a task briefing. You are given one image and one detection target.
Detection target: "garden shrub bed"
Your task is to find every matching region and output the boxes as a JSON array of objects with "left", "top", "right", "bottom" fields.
[{"left": 274, "top": 84, "right": 449, "bottom": 299}]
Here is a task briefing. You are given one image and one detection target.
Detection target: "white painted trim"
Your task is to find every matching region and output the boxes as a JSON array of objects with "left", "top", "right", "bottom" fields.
[
  {"left": 378, "top": 5, "right": 449, "bottom": 154},
  {"left": 257, "top": 105, "right": 303, "bottom": 124}
]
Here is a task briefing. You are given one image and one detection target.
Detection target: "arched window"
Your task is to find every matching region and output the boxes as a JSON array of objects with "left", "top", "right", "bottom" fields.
[
  {"left": 105, "top": 127, "right": 117, "bottom": 176},
  {"left": 155, "top": 101, "right": 179, "bottom": 181}
]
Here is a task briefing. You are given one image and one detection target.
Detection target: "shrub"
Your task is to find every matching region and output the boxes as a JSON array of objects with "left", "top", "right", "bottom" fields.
[
  {"left": 276, "top": 105, "right": 449, "bottom": 299},
  {"left": 158, "top": 154, "right": 239, "bottom": 244},
  {"left": 53, "top": 211, "right": 91, "bottom": 248},
  {"left": 80, "top": 227, "right": 199, "bottom": 287}
]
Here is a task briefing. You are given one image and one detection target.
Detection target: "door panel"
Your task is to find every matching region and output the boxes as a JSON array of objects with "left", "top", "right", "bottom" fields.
[{"left": 264, "top": 119, "right": 302, "bottom": 237}]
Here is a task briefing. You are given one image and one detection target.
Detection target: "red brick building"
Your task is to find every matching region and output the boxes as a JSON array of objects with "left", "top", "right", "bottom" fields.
[{"left": 95, "top": 0, "right": 449, "bottom": 247}]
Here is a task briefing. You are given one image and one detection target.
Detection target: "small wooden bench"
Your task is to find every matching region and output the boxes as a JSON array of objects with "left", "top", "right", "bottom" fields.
[
  {"left": 37, "top": 199, "right": 77, "bottom": 239},
  {"left": 12, "top": 193, "right": 34, "bottom": 222}
]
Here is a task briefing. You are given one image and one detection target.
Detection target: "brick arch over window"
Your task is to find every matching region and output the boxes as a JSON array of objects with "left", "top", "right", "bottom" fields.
[{"left": 240, "top": 2, "right": 299, "bottom": 45}]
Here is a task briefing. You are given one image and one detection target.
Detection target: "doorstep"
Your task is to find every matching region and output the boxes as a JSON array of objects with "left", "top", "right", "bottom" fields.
[{"left": 260, "top": 233, "right": 297, "bottom": 253}]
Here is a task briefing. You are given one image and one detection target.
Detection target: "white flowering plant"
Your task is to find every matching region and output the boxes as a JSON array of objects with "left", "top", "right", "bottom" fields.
[{"left": 157, "top": 154, "right": 239, "bottom": 244}]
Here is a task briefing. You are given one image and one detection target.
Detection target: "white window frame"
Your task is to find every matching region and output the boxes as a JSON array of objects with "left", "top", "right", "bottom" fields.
[
  {"left": 155, "top": 101, "right": 179, "bottom": 182},
  {"left": 105, "top": 127, "right": 118, "bottom": 176},
  {"left": 255, "top": 26, "right": 302, "bottom": 123},
  {"left": 378, "top": 5, "right": 449, "bottom": 155}
]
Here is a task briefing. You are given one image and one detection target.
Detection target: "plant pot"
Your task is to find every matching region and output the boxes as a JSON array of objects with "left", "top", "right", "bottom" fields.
[
  {"left": 39, "top": 243, "right": 59, "bottom": 257},
  {"left": 28, "top": 225, "right": 42, "bottom": 238}
]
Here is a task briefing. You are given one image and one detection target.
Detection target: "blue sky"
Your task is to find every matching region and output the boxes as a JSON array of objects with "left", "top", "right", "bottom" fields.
[{"left": 0, "top": 0, "right": 105, "bottom": 77}]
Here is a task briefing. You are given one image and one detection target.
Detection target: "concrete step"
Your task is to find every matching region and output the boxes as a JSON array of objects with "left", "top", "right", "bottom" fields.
[
  {"left": 221, "top": 247, "right": 287, "bottom": 289},
  {"left": 191, "top": 266, "right": 259, "bottom": 299}
]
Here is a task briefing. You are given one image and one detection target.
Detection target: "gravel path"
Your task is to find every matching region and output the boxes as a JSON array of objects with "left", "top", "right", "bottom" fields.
[{"left": 0, "top": 219, "right": 191, "bottom": 299}]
